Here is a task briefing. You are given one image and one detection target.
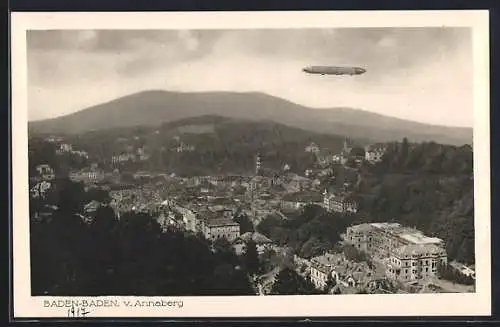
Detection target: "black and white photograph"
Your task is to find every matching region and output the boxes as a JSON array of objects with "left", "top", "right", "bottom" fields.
[{"left": 11, "top": 11, "right": 491, "bottom": 318}]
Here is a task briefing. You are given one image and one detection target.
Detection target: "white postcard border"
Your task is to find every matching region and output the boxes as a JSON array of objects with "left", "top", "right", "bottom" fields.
[{"left": 11, "top": 10, "right": 491, "bottom": 318}]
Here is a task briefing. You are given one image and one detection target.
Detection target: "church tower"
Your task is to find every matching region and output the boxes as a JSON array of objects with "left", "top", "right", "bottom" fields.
[
  {"left": 341, "top": 137, "right": 351, "bottom": 165},
  {"left": 255, "top": 152, "right": 261, "bottom": 175}
]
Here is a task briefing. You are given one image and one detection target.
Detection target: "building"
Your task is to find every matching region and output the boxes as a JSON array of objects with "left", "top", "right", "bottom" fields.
[
  {"left": 255, "top": 153, "right": 262, "bottom": 175},
  {"left": 175, "top": 142, "right": 195, "bottom": 153},
  {"left": 30, "top": 181, "right": 52, "bottom": 198},
  {"left": 327, "top": 195, "right": 358, "bottom": 213},
  {"left": 72, "top": 150, "right": 89, "bottom": 159},
  {"left": 111, "top": 153, "right": 136, "bottom": 164},
  {"left": 460, "top": 265, "right": 476, "bottom": 280},
  {"left": 310, "top": 261, "right": 336, "bottom": 290},
  {"left": 309, "top": 253, "right": 344, "bottom": 290},
  {"left": 450, "top": 262, "right": 476, "bottom": 280},
  {"left": 237, "top": 232, "right": 274, "bottom": 254},
  {"left": 175, "top": 205, "right": 197, "bottom": 232},
  {"left": 45, "top": 136, "right": 63, "bottom": 143},
  {"left": 344, "top": 222, "right": 447, "bottom": 282},
  {"left": 305, "top": 142, "right": 320, "bottom": 154},
  {"left": 339, "top": 138, "right": 366, "bottom": 165},
  {"left": 35, "top": 164, "right": 55, "bottom": 180},
  {"left": 56, "top": 143, "right": 73, "bottom": 154},
  {"left": 340, "top": 138, "right": 352, "bottom": 165},
  {"left": 345, "top": 222, "right": 445, "bottom": 256},
  {"left": 386, "top": 244, "right": 447, "bottom": 282},
  {"left": 323, "top": 189, "right": 358, "bottom": 213},
  {"left": 281, "top": 191, "right": 323, "bottom": 210},
  {"left": 202, "top": 210, "right": 240, "bottom": 242},
  {"left": 203, "top": 218, "right": 240, "bottom": 242},
  {"left": 286, "top": 174, "right": 312, "bottom": 192},
  {"left": 364, "top": 144, "right": 387, "bottom": 163},
  {"left": 69, "top": 169, "right": 105, "bottom": 184}
]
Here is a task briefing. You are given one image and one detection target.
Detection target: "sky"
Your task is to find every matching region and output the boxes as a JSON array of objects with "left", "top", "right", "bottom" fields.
[{"left": 27, "top": 28, "right": 473, "bottom": 127}]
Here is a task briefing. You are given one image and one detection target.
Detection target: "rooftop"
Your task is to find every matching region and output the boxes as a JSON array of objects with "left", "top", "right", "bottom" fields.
[
  {"left": 370, "top": 222, "right": 402, "bottom": 230},
  {"left": 349, "top": 223, "right": 374, "bottom": 233},
  {"left": 392, "top": 244, "right": 446, "bottom": 257},
  {"left": 398, "top": 232, "right": 443, "bottom": 245},
  {"left": 311, "top": 253, "right": 345, "bottom": 266},
  {"left": 282, "top": 191, "right": 323, "bottom": 203},
  {"left": 239, "top": 232, "right": 273, "bottom": 244},
  {"left": 205, "top": 218, "right": 240, "bottom": 228},
  {"left": 365, "top": 144, "right": 388, "bottom": 152}
]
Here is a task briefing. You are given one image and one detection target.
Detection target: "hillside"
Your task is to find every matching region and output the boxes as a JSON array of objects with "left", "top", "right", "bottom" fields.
[
  {"left": 256, "top": 140, "right": 475, "bottom": 265},
  {"left": 356, "top": 140, "right": 475, "bottom": 264},
  {"left": 30, "top": 115, "right": 348, "bottom": 177},
  {"left": 29, "top": 90, "right": 472, "bottom": 146}
]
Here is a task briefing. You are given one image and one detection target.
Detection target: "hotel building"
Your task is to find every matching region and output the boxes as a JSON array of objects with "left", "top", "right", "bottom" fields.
[{"left": 344, "top": 222, "right": 447, "bottom": 282}]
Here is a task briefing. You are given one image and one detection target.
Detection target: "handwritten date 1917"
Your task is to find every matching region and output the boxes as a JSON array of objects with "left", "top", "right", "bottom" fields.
[{"left": 67, "top": 304, "right": 90, "bottom": 318}]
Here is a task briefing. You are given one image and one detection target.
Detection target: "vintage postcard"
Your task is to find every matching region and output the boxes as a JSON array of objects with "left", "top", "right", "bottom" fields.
[{"left": 11, "top": 10, "right": 490, "bottom": 319}]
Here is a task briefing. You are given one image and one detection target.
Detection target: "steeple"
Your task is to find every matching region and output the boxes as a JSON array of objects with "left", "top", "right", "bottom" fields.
[
  {"left": 255, "top": 152, "right": 261, "bottom": 175},
  {"left": 343, "top": 137, "right": 351, "bottom": 152}
]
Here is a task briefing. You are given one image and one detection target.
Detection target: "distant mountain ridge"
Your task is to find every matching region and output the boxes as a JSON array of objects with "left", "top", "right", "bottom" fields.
[{"left": 29, "top": 90, "right": 472, "bottom": 146}]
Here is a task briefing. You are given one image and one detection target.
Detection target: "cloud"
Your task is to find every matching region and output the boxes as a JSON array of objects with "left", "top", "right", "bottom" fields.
[{"left": 27, "top": 28, "right": 472, "bottom": 127}]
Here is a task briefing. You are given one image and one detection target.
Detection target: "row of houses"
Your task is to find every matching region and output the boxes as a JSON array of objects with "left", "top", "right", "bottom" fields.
[
  {"left": 304, "top": 140, "right": 387, "bottom": 166},
  {"left": 54, "top": 143, "right": 89, "bottom": 159},
  {"left": 323, "top": 188, "right": 358, "bottom": 214},
  {"left": 277, "top": 188, "right": 359, "bottom": 214},
  {"left": 295, "top": 252, "right": 374, "bottom": 293},
  {"left": 305, "top": 141, "right": 386, "bottom": 162},
  {"left": 170, "top": 204, "right": 277, "bottom": 254}
]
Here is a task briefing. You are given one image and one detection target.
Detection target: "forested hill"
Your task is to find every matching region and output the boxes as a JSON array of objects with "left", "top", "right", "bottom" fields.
[
  {"left": 356, "top": 139, "right": 475, "bottom": 264},
  {"left": 32, "top": 116, "right": 349, "bottom": 176},
  {"left": 29, "top": 90, "right": 472, "bottom": 145}
]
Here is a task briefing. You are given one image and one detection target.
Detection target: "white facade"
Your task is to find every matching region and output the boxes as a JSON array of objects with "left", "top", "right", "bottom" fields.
[
  {"left": 364, "top": 145, "right": 387, "bottom": 163},
  {"left": 203, "top": 219, "right": 240, "bottom": 242}
]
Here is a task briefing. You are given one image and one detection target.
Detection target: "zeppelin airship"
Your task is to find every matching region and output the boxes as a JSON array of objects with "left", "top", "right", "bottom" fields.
[{"left": 302, "top": 66, "right": 366, "bottom": 76}]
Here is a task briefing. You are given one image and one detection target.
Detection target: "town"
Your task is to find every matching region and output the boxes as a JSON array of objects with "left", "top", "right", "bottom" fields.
[{"left": 29, "top": 131, "right": 476, "bottom": 296}]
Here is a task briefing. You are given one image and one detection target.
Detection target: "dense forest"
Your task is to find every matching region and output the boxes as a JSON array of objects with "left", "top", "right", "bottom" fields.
[
  {"left": 269, "top": 267, "right": 322, "bottom": 295},
  {"left": 257, "top": 205, "right": 353, "bottom": 259},
  {"left": 358, "top": 139, "right": 475, "bottom": 264}
]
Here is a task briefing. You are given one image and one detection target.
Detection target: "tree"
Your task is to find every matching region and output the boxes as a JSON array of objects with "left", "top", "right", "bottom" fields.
[
  {"left": 324, "top": 273, "right": 337, "bottom": 294},
  {"left": 270, "top": 267, "right": 318, "bottom": 295},
  {"left": 299, "top": 237, "right": 327, "bottom": 259},
  {"left": 30, "top": 180, "right": 258, "bottom": 296},
  {"left": 213, "top": 238, "right": 239, "bottom": 266},
  {"left": 437, "top": 263, "right": 474, "bottom": 285},
  {"left": 85, "top": 188, "right": 111, "bottom": 204},
  {"left": 244, "top": 240, "right": 260, "bottom": 275},
  {"left": 234, "top": 213, "right": 254, "bottom": 234},
  {"left": 56, "top": 178, "right": 86, "bottom": 214},
  {"left": 400, "top": 137, "right": 409, "bottom": 167}
]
